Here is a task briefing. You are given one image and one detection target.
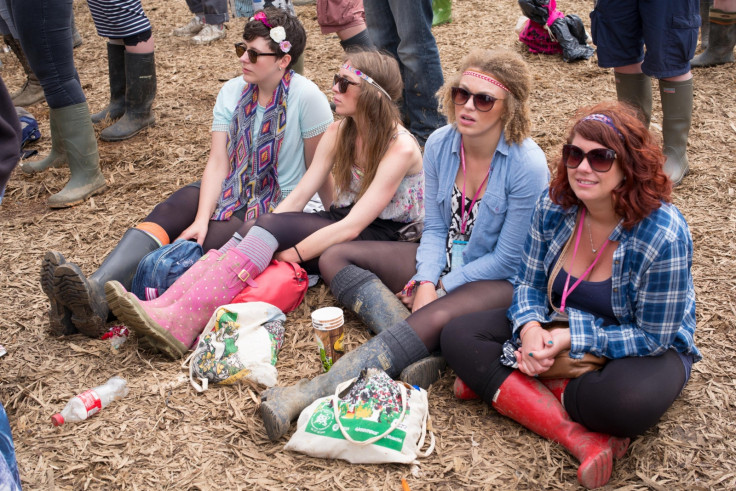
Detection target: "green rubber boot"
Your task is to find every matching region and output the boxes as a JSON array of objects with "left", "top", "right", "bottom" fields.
[
  {"left": 46, "top": 103, "right": 107, "bottom": 208},
  {"left": 614, "top": 72, "right": 652, "bottom": 129},
  {"left": 691, "top": 9, "right": 736, "bottom": 67},
  {"left": 660, "top": 78, "right": 693, "bottom": 186}
]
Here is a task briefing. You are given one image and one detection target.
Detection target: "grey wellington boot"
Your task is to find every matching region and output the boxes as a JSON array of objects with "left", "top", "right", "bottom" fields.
[
  {"left": 399, "top": 355, "right": 447, "bottom": 389},
  {"left": 660, "top": 78, "right": 693, "bottom": 186},
  {"left": 41, "top": 252, "right": 76, "bottom": 336},
  {"left": 700, "top": 0, "right": 713, "bottom": 49},
  {"left": 329, "top": 265, "right": 410, "bottom": 334},
  {"left": 260, "top": 321, "right": 429, "bottom": 440},
  {"left": 53, "top": 229, "right": 160, "bottom": 338},
  {"left": 91, "top": 43, "right": 126, "bottom": 124},
  {"left": 100, "top": 51, "right": 156, "bottom": 141},
  {"left": 4, "top": 35, "right": 44, "bottom": 107},
  {"left": 46, "top": 103, "right": 107, "bottom": 208},
  {"left": 614, "top": 72, "right": 652, "bottom": 128},
  {"left": 21, "top": 104, "right": 66, "bottom": 174},
  {"left": 691, "top": 9, "right": 736, "bottom": 67}
]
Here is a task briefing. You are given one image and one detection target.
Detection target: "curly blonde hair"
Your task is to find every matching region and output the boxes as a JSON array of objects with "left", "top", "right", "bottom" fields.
[{"left": 438, "top": 49, "right": 532, "bottom": 144}]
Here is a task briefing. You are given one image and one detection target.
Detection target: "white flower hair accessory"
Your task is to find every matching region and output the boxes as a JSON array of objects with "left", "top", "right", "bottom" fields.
[{"left": 270, "top": 26, "right": 286, "bottom": 43}]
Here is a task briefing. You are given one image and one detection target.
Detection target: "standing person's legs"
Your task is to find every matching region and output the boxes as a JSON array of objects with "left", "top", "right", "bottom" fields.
[
  {"left": 316, "top": 0, "right": 374, "bottom": 52},
  {"left": 0, "top": 0, "right": 44, "bottom": 106},
  {"left": 692, "top": 0, "right": 736, "bottom": 66},
  {"left": 192, "top": 0, "right": 228, "bottom": 44},
  {"left": 364, "top": 0, "right": 445, "bottom": 146},
  {"left": 10, "top": 0, "right": 106, "bottom": 207}
]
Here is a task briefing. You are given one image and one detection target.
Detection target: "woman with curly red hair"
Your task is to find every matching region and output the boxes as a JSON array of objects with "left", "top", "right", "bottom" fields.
[{"left": 441, "top": 101, "right": 700, "bottom": 489}]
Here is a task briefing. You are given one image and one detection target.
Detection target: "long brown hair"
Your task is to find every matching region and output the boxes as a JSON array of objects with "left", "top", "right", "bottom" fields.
[
  {"left": 332, "top": 50, "right": 403, "bottom": 200},
  {"left": 438, "top": 49, "right": 532, "bottom": 144},
  {"left": 549, "top": 101, "right": 672, "bottom": 228}
]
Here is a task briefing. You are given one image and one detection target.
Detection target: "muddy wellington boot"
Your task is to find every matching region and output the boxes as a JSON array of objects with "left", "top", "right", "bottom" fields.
[
  {"left": 660, "top": 78, "right": 693, "bottom": 185},
  {"left": 329, "top": 265, "right": 411, "bottom": 335},
  {"left": 614, "top": 72, "right": 652, "bottom": 128},
  {"left": 106, "top": 248, "right": 259, "bottom": 359},
  {"left": 691, "top": 9, "right": 736, "bottom": 67},
  {"left": 491, "top": 371, "right": 629, "bottom": 489},
  {"left": 45, "top": 103, "right": 107, "bottom": 208},
  {"left": 100, "top": 51, "right": 156, "bottom": 141},
  {"left": 91, "top": 43, "right": 126, "bottom": 124},
  {"left": 21, "top": 105, "right": 66, "bottom": 174},
  {"left": 259, "top": 320, "right": 429, "bottom": 440},
  {"left": 700, "top": 0, "right": 714, "bottom": 49},
  {"left": 4, "top": 35, "right": 45, "bottom": 107},
  {"left": 41, "top": 252, "right": 76, "bottom": 336},
  {"left": 52, "top": 229, "right": 162, "bottom": 338}
]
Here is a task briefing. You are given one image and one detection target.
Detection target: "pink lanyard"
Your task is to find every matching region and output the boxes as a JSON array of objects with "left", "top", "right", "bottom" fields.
[
  {"left": 560, "top": 208, "right": 610, "bottom": 312},
  {"left": 459, "top": 140, "right": 492, "bottom": 235}
]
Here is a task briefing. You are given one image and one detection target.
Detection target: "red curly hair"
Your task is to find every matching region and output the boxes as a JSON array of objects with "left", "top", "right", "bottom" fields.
[{"left": 549, "top": 101, "right": 672, "bottom": 228}]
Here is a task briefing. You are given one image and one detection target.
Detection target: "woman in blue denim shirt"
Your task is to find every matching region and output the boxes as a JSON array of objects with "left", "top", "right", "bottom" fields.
[
  {"left": 259, "top": 49, "right": 550, "bottom": 441},
  {"left": 441, "top": 102, "right": 700, "bottom": 489}
]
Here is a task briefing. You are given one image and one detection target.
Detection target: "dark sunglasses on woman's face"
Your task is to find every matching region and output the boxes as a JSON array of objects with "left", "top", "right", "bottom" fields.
[
  {"left": 234, "top": 42, "right": 279, "bottom": 63},
  {"left": 562, "top": 144, "right": 617, "bottom": 172},
  {"left": 333, "top": 74, "right": 359, "bottom": 94},
  {"left": 451, "top": 86, "right": 498, "bottom": 112}
]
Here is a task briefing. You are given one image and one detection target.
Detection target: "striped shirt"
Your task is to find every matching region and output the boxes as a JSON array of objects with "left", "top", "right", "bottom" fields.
[
  {"left": 507, "top": 192, "right": 701, "bottom": 362},
  {"left": 87, "top": 0, "right": 151, "bottom": 38}
]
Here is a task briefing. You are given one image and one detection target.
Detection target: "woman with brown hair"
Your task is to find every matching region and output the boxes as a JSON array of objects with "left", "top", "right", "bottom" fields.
[
  {"left": 258, "top": 48, "right": 550, "bottom": 441},
  {"left": 441, "top": 101, "right": 700, "bottom": 489},
  {"left": 106, "top": 49, "right": 424, "bottom": 360}
]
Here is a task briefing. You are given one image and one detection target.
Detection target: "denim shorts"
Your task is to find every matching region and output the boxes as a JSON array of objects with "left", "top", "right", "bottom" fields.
[{"left": 590, "top": 0, "right": 700, "bottom": 78}]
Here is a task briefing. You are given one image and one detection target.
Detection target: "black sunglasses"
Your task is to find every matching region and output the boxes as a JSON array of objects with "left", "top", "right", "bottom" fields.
[
  {"left": 562, "top": 144, "right": 617, "bottom": 172},
  {"left": 234, "top": 43, "right": 279, "bottom": 63},
  {"left": 333, "top": 74, "right": 359, "bottom": 94},
  {"left": 451, "top": 86, "right": 498, "bottom": 112}
]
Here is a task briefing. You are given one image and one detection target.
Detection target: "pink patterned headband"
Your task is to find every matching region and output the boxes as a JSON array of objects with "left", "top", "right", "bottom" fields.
[{"left": 462, "top": 71, "right": 510, "bottom": 94}]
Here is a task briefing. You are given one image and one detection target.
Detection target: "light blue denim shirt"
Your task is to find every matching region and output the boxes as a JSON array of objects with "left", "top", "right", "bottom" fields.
[{"left": 412, "top": 124, "right": 550, "bottom": 292}]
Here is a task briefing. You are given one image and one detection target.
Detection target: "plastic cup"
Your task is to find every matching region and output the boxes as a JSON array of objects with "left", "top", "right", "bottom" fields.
[{"left": 312, "top": 307, "right": 345, "bottom": 372}]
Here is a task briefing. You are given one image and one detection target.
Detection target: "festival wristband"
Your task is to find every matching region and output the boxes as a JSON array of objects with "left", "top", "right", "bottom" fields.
[{"left": 401, "top": 280, "right": 435, "bottom": 297}]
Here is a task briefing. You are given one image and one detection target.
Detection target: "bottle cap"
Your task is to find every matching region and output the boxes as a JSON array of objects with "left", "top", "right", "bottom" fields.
[{"left": 51, "top": 414, "right": 64, "bottom": 426}]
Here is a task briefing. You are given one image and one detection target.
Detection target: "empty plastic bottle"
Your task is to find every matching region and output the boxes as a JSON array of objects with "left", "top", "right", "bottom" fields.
[{"left": 51, "top": 376, "right": 129, "bottom": 426}]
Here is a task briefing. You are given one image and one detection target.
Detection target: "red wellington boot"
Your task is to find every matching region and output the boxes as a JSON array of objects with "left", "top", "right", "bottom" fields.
[
  {"left": 453, "top": 377, "right": 479, "bottom": 400},
  {"left": 492, "top": 371, "right": 621, "bottom": 489}
]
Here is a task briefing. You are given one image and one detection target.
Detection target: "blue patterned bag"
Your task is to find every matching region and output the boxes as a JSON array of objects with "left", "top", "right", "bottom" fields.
[{"left": 131, "top": 239, "right": 203, "bottom": 301}]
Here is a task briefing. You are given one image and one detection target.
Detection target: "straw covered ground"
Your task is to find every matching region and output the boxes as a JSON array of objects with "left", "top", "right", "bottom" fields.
[{"left": 1, "top": 0, "right": 735, "bottom": 489}]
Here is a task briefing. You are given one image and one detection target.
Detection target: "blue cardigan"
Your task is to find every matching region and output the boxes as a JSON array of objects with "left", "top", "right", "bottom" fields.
[{"left": 412, "top": 125, "right": 550, "bottom": 292}]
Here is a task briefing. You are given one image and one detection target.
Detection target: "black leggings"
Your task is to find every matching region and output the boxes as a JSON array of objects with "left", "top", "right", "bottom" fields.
[
  {"left": 441, "top": 308, "right": 688, "bottom": 438},
  {"left": 144, "top": 185, "right": 251, "bottom": 251},
  {"left": 318, "top": 240, "right": 514, "bottom": 351}
]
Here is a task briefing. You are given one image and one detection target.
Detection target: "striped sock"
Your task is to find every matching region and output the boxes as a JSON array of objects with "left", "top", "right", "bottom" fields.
[
  {"left": 234, "top": 226, "right": 278, "bottom": 273},
  {"left": 218, "top": 232, "right": 242, "bottom": 254}
]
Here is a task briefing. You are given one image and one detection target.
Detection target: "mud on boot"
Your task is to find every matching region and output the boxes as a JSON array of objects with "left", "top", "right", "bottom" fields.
[
  {"left": 41, "top": 252, "right": 76, "bottom": 336},
  {"left": 54, "top": 263, "right": 110, "bottom": 338},
  {"left": 399, "top": 355, "right": 446, "bottom": 389}
]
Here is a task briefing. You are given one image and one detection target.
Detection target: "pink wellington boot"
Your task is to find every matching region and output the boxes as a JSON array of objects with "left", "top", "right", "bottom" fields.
[
  {"left": 493, "top": 371, "right": 624, "bottom": 489},
  {"left": 132, "top": 249, "right": 222, "bottom": 309},
  {"left": 106, "top": 248, "right": 259, "bottom": 359}
]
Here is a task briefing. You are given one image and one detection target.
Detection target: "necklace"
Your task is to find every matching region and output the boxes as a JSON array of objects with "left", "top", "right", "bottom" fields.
[{"left": 586, "top": 218, "right": 603, "bottom": 253}]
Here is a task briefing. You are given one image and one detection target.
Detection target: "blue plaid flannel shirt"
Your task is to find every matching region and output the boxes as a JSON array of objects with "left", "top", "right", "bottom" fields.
[{"left": 508, "top": 192, "right": 701, "bottom": 361}]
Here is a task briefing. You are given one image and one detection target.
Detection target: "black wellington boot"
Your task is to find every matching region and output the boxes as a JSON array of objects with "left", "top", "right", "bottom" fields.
[
  {"left": 52, "top": 229, "right": 160, "bottom": 337},
  {"left": 100, "top": 51, "right": 156, "bottom": 141},
  {"left": 91, "top": 43, "right": 126, "bottom": 124},
  {"left": 259, "top": 320, "right": 429, "bottom": 440}
]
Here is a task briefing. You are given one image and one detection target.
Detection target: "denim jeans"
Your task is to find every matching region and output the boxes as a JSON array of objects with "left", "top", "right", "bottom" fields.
[
  {"left": 185, "top": 0, "right": 229, "bottom": 25},
  {"left": 9, "top": 0, "right": 85, "bottom": 108},
  {"left": 363, "top": 0, "right": 446, "bottom": 146},
  {"left": 0, "top": 0, "right": 18, "bottom": 38}
]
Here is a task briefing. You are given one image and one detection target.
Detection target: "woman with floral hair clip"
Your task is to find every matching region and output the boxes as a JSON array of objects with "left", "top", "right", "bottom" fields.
[
  {"left": 106, "top": 49, "right": 424, "bottom": 360},
  {"left": 258, "top": 48, "right": 550, "bottom": 441},
  {"left": 41, "top": 7, "right": 333, "bottom": 338}
]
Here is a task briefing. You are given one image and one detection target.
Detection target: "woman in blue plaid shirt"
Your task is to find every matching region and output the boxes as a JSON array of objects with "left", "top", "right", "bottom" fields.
[{"left": 441, "top": 101, "right": 700, "bottom": 489}]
